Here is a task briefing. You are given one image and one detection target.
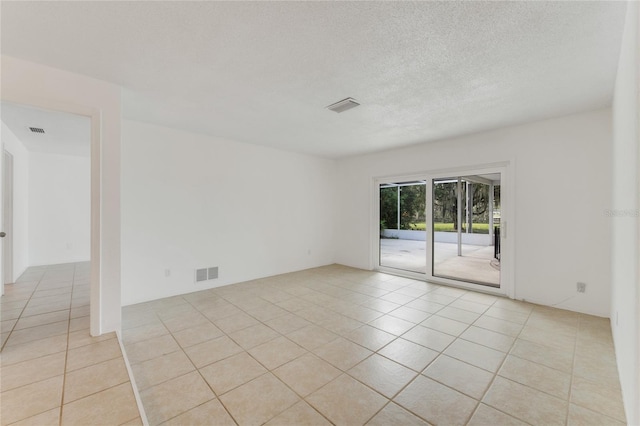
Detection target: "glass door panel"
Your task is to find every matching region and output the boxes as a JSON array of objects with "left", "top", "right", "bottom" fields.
[
  {"left": 379, "top": 181, "right": 427, "bottom": 274},
  {"left": 432, "top": 173, "right": 501, "bottom": 287}
]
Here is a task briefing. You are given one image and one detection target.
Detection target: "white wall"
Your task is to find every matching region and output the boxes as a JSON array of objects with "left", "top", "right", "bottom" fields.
[
  {"left": 611, "top": 2, "right": 640, "bottom": 424},
  {"left": 1, "top": 122, "right": 29, "bottom": 282},
  {"left": 1, "top": 55, "right": 122, "bottom": 335},
  {"left": 28, "top": 152, "right": 90, "bottom": 266},
  {"left": 336, "top": 108, "right": 612, "bottom": 317},
  {"left": 121, "top": 120, "right": 337, "bottom": 305}
]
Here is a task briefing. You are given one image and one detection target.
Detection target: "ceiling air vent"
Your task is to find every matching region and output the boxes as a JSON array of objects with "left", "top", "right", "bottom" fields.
[
  {"left": 326, "top": 97, "right": 360, "bottom": 113},
  {"left": 29, "top": 127, "right": 45, "bottom": 134}
]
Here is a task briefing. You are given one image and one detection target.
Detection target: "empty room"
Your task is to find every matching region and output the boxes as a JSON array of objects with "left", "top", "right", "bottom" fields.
[{"left": 0, "top": 1, "right": 638, "bottom": 426}]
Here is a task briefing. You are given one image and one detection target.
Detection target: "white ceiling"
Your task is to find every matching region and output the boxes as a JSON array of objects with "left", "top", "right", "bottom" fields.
[
  {"left": 1, "top": 102, "right": 90, "bottom": 158},
  {"left": 0, "top": 1, "right": 628, "bottom": 159}
]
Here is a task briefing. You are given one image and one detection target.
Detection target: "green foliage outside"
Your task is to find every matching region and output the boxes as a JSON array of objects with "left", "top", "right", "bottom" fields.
[
  {"left": 409, "top": 222, "right": 492, "bottom": 234},
  {"left": 380, "top": 180, "right": 500, "bottom": 234}
]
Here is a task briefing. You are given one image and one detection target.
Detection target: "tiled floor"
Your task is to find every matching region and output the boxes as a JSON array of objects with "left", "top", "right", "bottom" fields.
[
  {"left": 122, "top": 264, "right": 627, "bottom": 426},
  {"left": 0, "top": 263, "right": 142, "bottom": 426}
]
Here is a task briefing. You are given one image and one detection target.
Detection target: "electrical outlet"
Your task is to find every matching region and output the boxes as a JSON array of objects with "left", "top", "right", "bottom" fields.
[
  {"left": 576, "top": 282, "right": 586, "bottom": 293},
  {"left": 164, "top": 269, "right": 171, "bottom": 277}
]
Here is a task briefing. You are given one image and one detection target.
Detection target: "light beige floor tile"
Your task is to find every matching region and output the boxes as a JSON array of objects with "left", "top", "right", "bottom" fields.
[
  {"left": 388, "top": 306, "right": 431, "bottom": 324},
  {"left": 248, "top": 336, "right": 307, "bottom": 370},
  {"left": 518, "top": 324, "right": 576, "bottom": 352},
  {"left": 8, "top": 407, "right": 61, "bottom": 426},
  {"left": 162, "top": 399, "right": 236, "bottom": 426},
  {"left": 467, "top": 403, "right": 527, "bottom": 426},
  {"left": 307, "top": 374, "right": 387, "bottom": 425},
  {"left": 567, "top": 403, "right": 626, "bottom": 426},
  {"left": 160, "top": 311, "right": 209, "bottom": 333},
  {"left": 344, "top": 325, "right": 396, "bottom": 351},
  {"left": 348, "top": 353, "right": 418, "bottom": 398},
  {"left": 1, "top": 351, "right": 66, "bottom": 392},
  {"left": 423, "top": 354, "right": 494, "bottom": 399},
  {"left": 395, "top": 375, "right": 477, "bottom": 425},
  {"left": 360, "top": 299, "right": 401, "bottom": 314},
  {"left": 366, "top": 402, "right": 429, "bottom": 426},
  {"left": 140, "top": 371, "right": 215, "bottom": 425},
  {"left": 405, "top": 298, "right": 446, "bottom": 314},
  {"left": 61, "top": 382, "right": 139, "bottom": 425},
  {"left": 121, "top": 322, "right": 170, "bottom": 344},
  {"left": 0, "top": 319, "right": 18, "bottom": 333},
  {"left": 378, "top": 338, "right": 438, "bottom": 372},
  {"left": 200, "top": 352, "right": 268, "bottom": 395},
  {"left": 570, "top": 376, "right": 626, "bottom": 422},
  {"left": 229, "top": 323, "right": 280, "bottom": 349},
  {"left": 200, "top": 302, "right": 244, "bottom": 322},
  {"left": 0, "top": 375, "right": 63, "bottom": 425},
  {"left": 491, "top": 298, "right": 534, "bottom": 314},
  {"left": 131, "top": 350, "right": 195, "bottom": 390},
  {"left": 245, "top": 304, "right": 290, "bottom": 322},
  {"left": 220, "top": 373, "right": 300, "bottom": 426},
  {"left": 67, "top": 329, "right": 115, "bottom": 350},
  {"left": 172, "top": 321, "right": 223, "bottom": 348},
  {"left": 317, "top": 314, "right": 363, "bottom": 335},
  {"left": 450, "top": 299, "right": 490, "bottom": 314},
  {"left": 65, "top": 337, "right": 123, "bottom": 372},
  {"left": 342, "top": 306, "right": 384, "bottom": 323},
  {"left": 444, "top": 339, "right": 506, "bottom": 373},
  {"left": 461, "top": 325, "right": 516, "bottom": 352},
  {"left": 122, "top": 334, "right": 181, "bottom": 365},
  {"left": 484, "top": 306, "right": 530, "bottom": 324},
  {"left": 420, "top": 315, "right": 468, "bottom": 336},
  {"left": 499, "top": 355, "right": 571, "bottom": 399},
  {"left": 184, "top": 335, "right": 244, "bottom": 368},
  {"left": 380, "top": 292, "right": 414, "bottom": 305},
  {"left": 483, "top": 376, "right": 568, "bottom": 425},
  {"left": 264, "top": 313, "right": 311, "bottom": 335},
  {"left": 13, "top": 310, "right": 69, "bottom": 331},
  {"left": 401, "top": 325, "right": 456, "bottom": 352},
  {"left": 313, "top": 337, "right": 373, "bottom": 371},
  {"left": 69, "top": 316, "right": 89, "bottom": 332},
  {"left": 63, "top": 357, "right": 130, "bottom": 403},
  {"left": 286, "top": 325, "right": 339, "bottom": 351},
  {"left": 265, "top": 401, "right": 331, "bottom": 426},
  {"left": 214, "top": 312, "right": 261, "bottom": 334},
  {"left": 473, "top": 315, "right": 523, "bottom": 337},
  {"left": 510, "top": 338, "right": 574, "bottom": 373},
  {"left": 273, "top": 353, "right": 342, "bottom": 397},
  {"left": 368, "top": 315, "right": 415, "bottom": 335},
  {"left": 435, "top": 306, "right": 481, "bottom": 324},
  {"left": 5, "top": 320, "right": 68, "bottom": 347},
  {"left": 120, "top": 417, "right": 143, "bottom": 426}
]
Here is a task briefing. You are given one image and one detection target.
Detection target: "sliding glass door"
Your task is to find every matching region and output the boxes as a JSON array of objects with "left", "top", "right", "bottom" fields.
[
  {"left": 431, "top": 173, "right": 500, "bottom": 287},
  {"left": 376, "top": 167, "right": 506, "bottom": 291},
  {"left": 379, "top": 180, "right": 427, "bottom": 274}
]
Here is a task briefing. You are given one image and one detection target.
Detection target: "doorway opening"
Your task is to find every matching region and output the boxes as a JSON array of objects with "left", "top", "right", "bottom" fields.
[{"left": 376, "top": 165, "right": 509, "bottom": 294}]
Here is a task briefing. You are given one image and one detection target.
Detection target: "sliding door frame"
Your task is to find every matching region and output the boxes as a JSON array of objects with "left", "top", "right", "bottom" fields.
[{"left": 372, "top": 161, "right": 515, "bottom": 298}]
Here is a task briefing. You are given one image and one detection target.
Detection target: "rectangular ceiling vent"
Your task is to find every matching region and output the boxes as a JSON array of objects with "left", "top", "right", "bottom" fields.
[
  {"left": 326, "top": 97, "right": 360, "bottom": 113},
  {"left": 29, "top": 127, "right": 45, "bottom": 134}
]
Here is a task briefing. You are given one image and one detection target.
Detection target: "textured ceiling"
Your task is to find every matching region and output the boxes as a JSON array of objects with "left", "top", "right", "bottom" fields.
[
  {"left": 0, "top": 1, "right": 627, "bottom": 158},
  {"left": 1, "top": 102, "right": 90, "bottom": 157}
]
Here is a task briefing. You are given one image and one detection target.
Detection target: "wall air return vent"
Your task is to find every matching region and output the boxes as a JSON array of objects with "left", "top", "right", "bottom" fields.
[
  {"left": 29, "top": 127, "right": 45, "bottom": 134},
  {"left": 195, "top": 268, "right": 208, "bottom": 283},
  {"left": 195, "top": 266, "right": 219, "bottom": 283},
  {"left": 326, "top": 97, "right": 360, "bottom": 113}
]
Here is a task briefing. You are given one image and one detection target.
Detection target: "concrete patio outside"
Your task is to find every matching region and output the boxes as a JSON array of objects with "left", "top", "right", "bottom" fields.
[{"left": 380, "top": 238, "right": 500, "bottom": 286}]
